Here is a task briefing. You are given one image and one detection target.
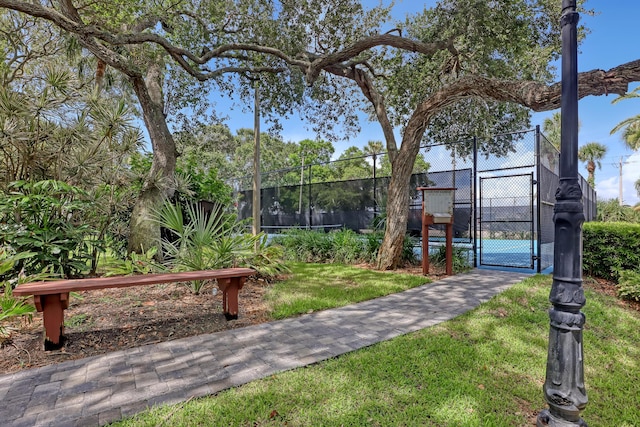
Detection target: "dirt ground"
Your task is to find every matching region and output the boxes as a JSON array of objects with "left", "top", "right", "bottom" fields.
[
  {"left": 0, "top": 277, "right": 273, "bottom": 375},
  {"left": 1, "top": 269, "right": 637, "bottom": 376}
]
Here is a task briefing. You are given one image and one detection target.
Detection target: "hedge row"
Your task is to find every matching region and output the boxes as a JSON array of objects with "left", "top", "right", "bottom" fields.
[{"left": 582, "top": 222, "right": 640, "bottom": 281}]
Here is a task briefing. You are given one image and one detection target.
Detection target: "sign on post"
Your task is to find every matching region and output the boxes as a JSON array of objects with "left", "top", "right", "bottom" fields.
[
  {"left": 423, "top": 188, "right": 455, "bottom": 223},
  {"left": 418, "top": 187, "right": 456, "bottom": 275}
]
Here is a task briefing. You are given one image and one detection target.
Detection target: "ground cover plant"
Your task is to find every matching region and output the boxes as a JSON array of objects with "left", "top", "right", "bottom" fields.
[{"left": 111, "top": 274, "right": 640, "bottom": 427}]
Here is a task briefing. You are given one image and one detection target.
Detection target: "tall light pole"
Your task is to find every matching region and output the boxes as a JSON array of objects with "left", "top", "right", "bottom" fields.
[
  {"left": 537, "top": 1, "right": 588, "bottom": 426},
  {"left": 252, "top": 82, "right": 261, "bottom": 238}
]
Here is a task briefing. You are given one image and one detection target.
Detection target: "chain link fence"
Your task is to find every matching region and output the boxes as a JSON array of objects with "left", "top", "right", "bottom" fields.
[{"left": 228, "top": 127, "right": 597, "bottom": 272}]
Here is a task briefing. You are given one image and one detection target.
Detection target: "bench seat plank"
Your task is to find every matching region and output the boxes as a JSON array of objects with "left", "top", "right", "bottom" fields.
[{"left": 13, "top": 268, "right": 255, "bottom": 295}]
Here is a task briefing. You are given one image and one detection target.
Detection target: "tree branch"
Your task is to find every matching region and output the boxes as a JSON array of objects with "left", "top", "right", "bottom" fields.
[
  {"left": 323, "top": 64, "right": 398, "bottom": 157},
  {"left": 305, "top": 34, "right": 457, "bottom": 85},
  {"left": 0, "top": 0, "right": 307, "bottom": 78},
  {"left": 417, "top": 60, "right": 640, "bottom": 117}
]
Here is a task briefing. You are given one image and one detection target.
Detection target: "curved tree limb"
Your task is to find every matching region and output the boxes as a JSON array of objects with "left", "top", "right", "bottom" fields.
[
  {"left": 305, "top": 34, "right": 457, "bottom": 84},
  {"left": 419, "top": 60, "right": 640, "bottom": 117}
]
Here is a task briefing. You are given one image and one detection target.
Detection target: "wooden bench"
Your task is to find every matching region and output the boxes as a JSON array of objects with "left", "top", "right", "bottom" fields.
[{"left": 13, "top": 268, "right": 255, "bottom": 350}]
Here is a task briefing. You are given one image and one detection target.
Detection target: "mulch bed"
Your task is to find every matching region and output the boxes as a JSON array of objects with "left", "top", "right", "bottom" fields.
[
  {"left": 0, "top": 278, "right": 273, "bottom": 375},
  {"left": 1, "top": 269, "right": 636, "bottom": 376}
]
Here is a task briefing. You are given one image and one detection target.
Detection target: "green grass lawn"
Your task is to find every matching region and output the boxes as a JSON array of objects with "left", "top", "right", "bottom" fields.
[
  {"left": 266, "top": 262, "right": 430, "bottom": 319},
  {"left": 111, "top": 271, "right": 640, "bottom": 427}
]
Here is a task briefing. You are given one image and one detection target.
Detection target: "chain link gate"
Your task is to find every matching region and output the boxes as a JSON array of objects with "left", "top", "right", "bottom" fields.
[{"left": 479, "top": 173, "right": 535, "bottom": 269}]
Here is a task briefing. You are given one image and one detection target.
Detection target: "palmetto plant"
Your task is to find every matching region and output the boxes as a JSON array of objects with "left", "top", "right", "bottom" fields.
[{"left": 154, "top": 201, "right": 286, "bottom": 294}]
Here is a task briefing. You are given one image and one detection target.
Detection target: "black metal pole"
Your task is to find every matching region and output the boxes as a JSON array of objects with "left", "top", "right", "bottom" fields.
[
  {"left": 308, "top": 164, "right": 313, "bottom": 227},
  {"left": 536, "top": 126, "right": 542, "bottom": 274},
  {"left": 537, "top": 1, "right": 587, "bottom": 426},
  {"left": 373, "top": 153, "right": 378, "bottom": 217},
  {"left": 473, "top": 137, "right": 478, "bottom": 268}
]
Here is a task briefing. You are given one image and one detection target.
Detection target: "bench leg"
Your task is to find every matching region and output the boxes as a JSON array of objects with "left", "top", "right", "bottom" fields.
[
  {"left": 217, "top": 277, "right": 246, "bottom": 320},
  {"left": 35, "top": 293, "right": 69, "bottom": 350}
]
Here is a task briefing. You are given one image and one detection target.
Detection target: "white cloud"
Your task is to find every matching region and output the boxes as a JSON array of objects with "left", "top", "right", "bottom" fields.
[{"left": 597, "top": 151, "right": 640, "bottom": 206}]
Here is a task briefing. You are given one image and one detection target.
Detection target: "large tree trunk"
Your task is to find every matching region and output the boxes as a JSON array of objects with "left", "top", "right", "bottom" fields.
[
  {"left": 127, "top": 65, "right": 177, "bottom": 254},
  {"left": 375, "top": 171, "right": 411, "bottom": 270},
  {"left": 376, "top": 128, "right": 423, "bottom": 270}
]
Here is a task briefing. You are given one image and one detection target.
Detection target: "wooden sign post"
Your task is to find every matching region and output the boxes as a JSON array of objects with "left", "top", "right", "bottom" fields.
[{"left": 417, "top": 187, "right": 456, "bottom": 276}]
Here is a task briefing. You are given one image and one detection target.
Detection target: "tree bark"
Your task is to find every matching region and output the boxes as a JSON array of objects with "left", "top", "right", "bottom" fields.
[
  {"left": 127, "top": 65, "right": 177, "bottom": 254},
  {"left": 586, "top": 161, "right": 595, "bottom": 186},
  {"left": 375, "top": 151, "right": 414, "bottom": 269},
  {"left": 376, "top": 113, "right": 427, "bottom": 270}
]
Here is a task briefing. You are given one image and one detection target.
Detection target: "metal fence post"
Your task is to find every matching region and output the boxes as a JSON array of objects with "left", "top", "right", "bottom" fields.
[
  {"left": 536, "top": 125, "right": 542, "bottom": 274},
  {"left": 308, "top": 164, "right": 313, "bottom": 227},
  {"left": 373, "top": 153, "right": 378, "bottom": 217},
  {"left": 472, "top": 137, "right": 478, "bottom": 268}
]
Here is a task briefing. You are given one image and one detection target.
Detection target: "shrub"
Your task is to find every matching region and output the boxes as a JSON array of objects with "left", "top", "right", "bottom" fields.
[
  {"left": 272, "top": 229, "right": 336, "bottom": 263},
  {"left": 0, "top": 247, "right": 47, "bottom": 343},
  {"left": 583, "top": 222, "right": 640, "bottom": 281},
  {"left": 0, "top": 180, "right": 99, "bottom": 278},
  {"left": 596, "top": 199, "right": 640, "bottom": 223},
  {"left": 617, "top": 270, "right": 640, "bottom": 302},
  {"left": 273, "top": 229, "right": 364, "bottom": 263},
  {"left": 104, "top": 246, "right": 166, "bottom": 276},
  {"left": 273, "top": 229, "right": 418, "bottom": 266},
  {"left": 362, "top": 231, "right": 417, "bottom": 266},
  {"left": 429, "top": 245, "right": 472, "bottom": 274},
  {"left": 0, "top": 283, "right": 35, "bottom": 343}
]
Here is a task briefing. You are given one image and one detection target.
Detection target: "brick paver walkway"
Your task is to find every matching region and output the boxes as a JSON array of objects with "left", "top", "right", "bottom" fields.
[{"left": 0, "top": 269, "right": 529, "bottom": 426}]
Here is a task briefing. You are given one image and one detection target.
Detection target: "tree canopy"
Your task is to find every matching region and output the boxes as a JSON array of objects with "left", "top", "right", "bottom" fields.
[{"left": 4, "top": 0, "right": 640, "bottom": 267}]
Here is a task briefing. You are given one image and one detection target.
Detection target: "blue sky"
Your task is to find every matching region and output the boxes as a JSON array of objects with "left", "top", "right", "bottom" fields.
[{"left": 215, "top": 0, "right": 640, "bottom": 205}]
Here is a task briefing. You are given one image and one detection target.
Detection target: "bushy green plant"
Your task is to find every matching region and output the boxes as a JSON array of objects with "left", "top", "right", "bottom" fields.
[
  {"left": 328, "top": 229, "right": 367, "bottom": 264},
  {"left": 273, "top": 229, "right": 418, "bottom": 266},
  {"left": 247, "top": 234, "right": 290, "bottom": 278},
  {"left": 0, "top": 248, "right": 41, "bottom": 342},
  {"left": 583, "top": 222, "right": 640, "bottom": 281},
  {"left": 0, "top": 180, "right": 99, "bottom": 277},
  {"left": 429, "top": 245, "right": 472, "bottom": 273},
  {"left": 0, "top": 283, "right": 35, "bottom": 343},
  {"left": 363, "top": 231, "right": 417, "bottom": 266},
  {"left": 272, "top": 229, "right": 334, "bottom": 262},
  {"left": 596, "top": 199, "right": 640, "bottom": 223},
  {"left": 402, "top": 234, "right": 418, "bottom": 265},
  {"left": 617, "top": 270, "right": 640, "bottom": 302},
  {"left": 155, "top": 201, "right": 285, "bottom": 293},
  {"left": 104, "top": 246, "right": 166, "bottom": 277}
]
